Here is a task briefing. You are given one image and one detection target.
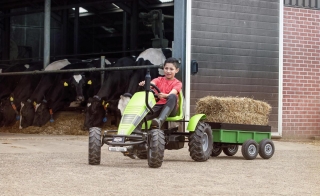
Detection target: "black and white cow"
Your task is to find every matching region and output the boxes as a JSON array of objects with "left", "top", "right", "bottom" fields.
[
  {"left": 32, "top": 59, "right": 112, "bottom": 127},
  {"left": 117, "top": 48, "right": 172, "bottom": 115},
  {"left": 19, "top": 59, "right": 81, "bottom": 129},
  {"left": 0, "top": 63, "right": 31, "bottom": 127},
  {"left": 0, "top": 62, "right": 43, "bottom": 127},
  {"left": 84, "top": 56, "right": 136, "bottom": 129}
]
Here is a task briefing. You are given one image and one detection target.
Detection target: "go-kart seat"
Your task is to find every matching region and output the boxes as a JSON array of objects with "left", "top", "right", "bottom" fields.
[{"left": 166, "top": 90, "right": 185, "bottom": 121}]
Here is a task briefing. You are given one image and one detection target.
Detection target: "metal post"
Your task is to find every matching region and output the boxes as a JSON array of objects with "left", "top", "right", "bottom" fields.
[
  {"left": 44, "top": 0, "right": 51, "bottom": 69},
  {"left": 74, "top": 6, "right": 79, "bottom": 55},
  {"left": 130, "top": 0, "right": 138, "bottom": 56},
  {"left": 100, "top": 56, "right": 105, "bottom": 86},
  {"left": 61, "top": 6, "right": 68, "bottom": 55},
  {"left": 158, "top": 10, "right": 163, "bottom": 48},
  {"left": 122, "top": 11, "right": 127, "bottom": 57}
]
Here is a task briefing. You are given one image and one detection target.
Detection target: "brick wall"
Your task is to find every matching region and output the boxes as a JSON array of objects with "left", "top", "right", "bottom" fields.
[{"left": 283, "top": 7, "right": 320, "bottom": 138}]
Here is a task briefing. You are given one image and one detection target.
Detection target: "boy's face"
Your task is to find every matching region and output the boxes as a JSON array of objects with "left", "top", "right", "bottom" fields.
[{"left": 163, "top": 63, "right": 179, "bottom": 80}]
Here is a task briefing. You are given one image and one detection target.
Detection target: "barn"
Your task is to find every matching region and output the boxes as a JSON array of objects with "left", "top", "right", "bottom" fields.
[{"left": 0, "top": 0, "right": 319, "bottom": 139}]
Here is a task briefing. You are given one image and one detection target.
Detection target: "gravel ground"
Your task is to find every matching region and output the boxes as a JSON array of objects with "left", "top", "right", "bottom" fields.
[{"left": 0, "top": 132, "right": 320, "bottom": 196}]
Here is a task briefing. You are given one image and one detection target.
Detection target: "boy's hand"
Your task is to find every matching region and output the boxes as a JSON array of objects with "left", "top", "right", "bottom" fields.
[
  {"left": 139, "top": 81, "right": 145, "bottom": 86},
  {"left": 157, "top": 93, "right": 168, "bottom": 99}
]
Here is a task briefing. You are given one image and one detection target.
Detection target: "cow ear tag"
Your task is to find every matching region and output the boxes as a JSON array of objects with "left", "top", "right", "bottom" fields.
[
  {"left": 87, "top": 80, "right": 92, "bottom": 85},
  {"left": 10, "top": 97, "right": 14, "bottom": 101},
  {"left": 105, "top": 103, "right": 109, "bottom": 108},
  {"left": 64, "top": 82, "right": 68, "bottom": 87},
  {"left": 102, "top": 100, "right": 105, "bottom": 106},
  {"left": 33, "top": 101, "right": 37, "bottom": 106}
]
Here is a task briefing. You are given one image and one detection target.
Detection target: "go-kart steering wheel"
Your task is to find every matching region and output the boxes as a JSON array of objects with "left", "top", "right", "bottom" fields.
[{"left": 150, "top": 83, "right": 161, "bottom": 102}]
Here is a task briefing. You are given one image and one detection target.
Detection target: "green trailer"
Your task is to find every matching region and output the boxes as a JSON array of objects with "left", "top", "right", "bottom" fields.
[{"left": 206, "top": 122, "right": 275, "bottom": 160}]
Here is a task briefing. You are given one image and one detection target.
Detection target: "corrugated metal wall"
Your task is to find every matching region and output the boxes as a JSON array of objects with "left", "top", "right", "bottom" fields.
[{"left": 190, "top": 0, "right": 279, "bottom": 132}]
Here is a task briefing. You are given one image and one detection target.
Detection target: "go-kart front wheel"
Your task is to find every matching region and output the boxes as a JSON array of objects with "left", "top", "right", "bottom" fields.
[
  {"left": 188, "top": 122, "right": 213, "bottom": 161},
  {"left": 88, "top": 127, "right": 101, "bottom": 165},
  {"left": 147, "top": 129, "right": 165, "bottom": 168}
]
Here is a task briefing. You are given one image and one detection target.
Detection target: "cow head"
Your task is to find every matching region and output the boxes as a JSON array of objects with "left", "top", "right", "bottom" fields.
[
  {"left": 103, "top": 99, "right": 122, "bottom": 126},
  {"left": 0, "top": 99, "right": 17, "bottom": 127},
  {"left": 62, "top": 74, "right": 87, "bottom": 102},
  {"left": 33, "top": 99, "right": 51, "bottom": 127},
  {"left": 19, "top": 100, "right": 36, "bottom": 129},
  {"left": 118, "top": 93, "right": 132, "bottom": 116},
  {"left": 84, "top": 96, "right": 105, "bottom": 130}
]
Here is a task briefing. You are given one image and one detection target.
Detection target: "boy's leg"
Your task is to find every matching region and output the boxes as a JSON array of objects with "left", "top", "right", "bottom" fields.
[
  {"left": 133, "top": 105, "right": 162, "bottom": 133},
  {"left": 151, "top": 94, "right": 177, "bottom": 128}
]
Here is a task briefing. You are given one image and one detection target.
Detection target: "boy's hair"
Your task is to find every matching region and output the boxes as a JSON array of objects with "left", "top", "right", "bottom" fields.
[{"left": 164, "top": 57, "right": 180, "bottom": 69}]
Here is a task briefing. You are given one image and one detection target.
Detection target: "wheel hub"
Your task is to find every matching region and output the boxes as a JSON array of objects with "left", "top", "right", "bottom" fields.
[
  {"left": 228, "top": 145, "right": 237, "bottom": 153},
  {"left": 264, "top": 143, "right": 273, "bottom": 155},
  {"left": 202, "top": 133, "right": 208, "bottom": 151},
  {"left": 248, "top": 144, "right": 257, "bottom": 155}
]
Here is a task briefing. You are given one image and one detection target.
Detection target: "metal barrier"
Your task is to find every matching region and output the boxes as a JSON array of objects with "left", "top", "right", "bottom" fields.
[{"left": 0, "top": 64, "right": 162, "bottom": 76}]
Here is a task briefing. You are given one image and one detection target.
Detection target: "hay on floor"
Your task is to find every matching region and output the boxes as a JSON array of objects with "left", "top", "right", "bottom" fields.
[
  {"left": 196, "top": 96, "right": 271, "bottom": 125},
  {"left": 0, "top": 111, "right": 118, "bottom": 135}
]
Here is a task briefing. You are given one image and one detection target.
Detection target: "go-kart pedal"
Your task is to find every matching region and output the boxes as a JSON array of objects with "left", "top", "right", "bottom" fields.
[
  {"left": 122, "top": 151, "right": 136, "bottom": 159},
  {"left": 121, "top": 146, "right": 137, "bottom": 159}
]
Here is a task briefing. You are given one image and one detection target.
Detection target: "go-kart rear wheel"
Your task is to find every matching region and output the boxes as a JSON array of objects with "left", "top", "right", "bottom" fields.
[
  {"left": 188, "top": 122, "right": 213, "bottom": 161},
  {"left": 259, "top": 139, "right": 275, "bottom": 159},
  {"left": 223, "top": 145, "right": 239, "bottom": 156},
  {"left": 147, "top": 129, "right": 165, "bottom": 168},
  {"left": 136, "top": 150, "right": 147, "bottom": 159},
  {"left": 241, "top": 139, "right": 259, "bottom": 160},
  {"left": 88, "top": 127, "right": 101, "bottom": 165}
]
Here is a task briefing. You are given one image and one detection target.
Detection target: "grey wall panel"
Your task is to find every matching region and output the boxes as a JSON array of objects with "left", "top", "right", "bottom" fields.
[{"left": 190, "top": 0, "right": 279, "bottom": 132}]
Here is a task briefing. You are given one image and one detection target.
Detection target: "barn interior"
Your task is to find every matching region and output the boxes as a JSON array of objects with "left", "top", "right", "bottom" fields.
[{"left": 0, "top": 0, "right": 175, "bottom": 63}]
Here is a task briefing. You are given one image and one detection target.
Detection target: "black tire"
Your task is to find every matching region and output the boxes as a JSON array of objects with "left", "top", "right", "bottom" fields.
[
  {"left": 136, "top": 149, "right": 148, "bottom": 159},
  {"left": 189, "top": 122, "right": 213, "bottom": 161},
  {"left": 241, "top": 139, "right": 259, "bottom": 160},
  {"left": 88, "top": 127, "right": 101, "bottom": 165},
  {"left": 211, "top": 145, "right": 222, "bottom": 157},
  {"left": 223, "top": 145, "right": 239, "bottom": 156},
  {"left": 259, "top": 139, "right": 275, "bottom": 159},
  {"left": 147, "top": 129, "right": 165, "bottom": 168}
]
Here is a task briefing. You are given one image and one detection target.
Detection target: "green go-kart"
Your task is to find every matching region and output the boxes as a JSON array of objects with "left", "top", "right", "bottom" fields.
[{"left": 88, "top": 70, "right": 213, "bottom": 168}]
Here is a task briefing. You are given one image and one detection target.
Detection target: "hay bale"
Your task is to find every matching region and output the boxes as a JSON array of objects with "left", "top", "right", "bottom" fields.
[{"left": 196, "top": 96, "right": 271, "bottom": 125}]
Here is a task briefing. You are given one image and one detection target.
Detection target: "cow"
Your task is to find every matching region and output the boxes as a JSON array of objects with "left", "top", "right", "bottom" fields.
[
  {"left": 0, "top": 62, "right": 43, "bottom": 127},
  {"left": 32, "top": 59, "right": 112, "bottom": 127},
  {"left": 84, "top": 56, "right": 136, "bottom": 129},
  {"left": 117, "top": 48, "right": 172, "bottom": 115},
  {"left": 19, "top": 59, "right": 81, "bottom": 129},
  {"left": 0, "top": 63, "right": 31, "bottom": 126}
]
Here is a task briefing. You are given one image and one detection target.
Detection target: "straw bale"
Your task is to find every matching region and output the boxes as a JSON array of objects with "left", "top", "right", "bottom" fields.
[{"left": 196, "top": 96, "right": 271, "bottom": 125}]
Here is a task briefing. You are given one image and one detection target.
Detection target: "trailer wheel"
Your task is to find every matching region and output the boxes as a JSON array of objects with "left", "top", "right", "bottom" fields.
[
  {"left": 147, "top": 129, "right": 165, "bottom": 168},
  {"left": 88, "top": 127, "right": 101, "bottom": 165},
  {"left": 189, "top": 122, "right": 213, "bottom": 161},
  {"left": 223, "top": 145, "right": 239, "bottom": 156},
  {"left": 259, "top": 139, "right": 275, "bottom": 159},
  {"left": 241, "top": 140, "right": 259, "bottom": 160},
  {"left": 211, "top": 145, "right": 222, "bottom": 157}
]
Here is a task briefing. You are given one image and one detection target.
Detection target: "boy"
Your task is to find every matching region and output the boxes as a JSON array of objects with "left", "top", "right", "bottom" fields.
[{"left": 139, "top": 57, "right": 182, "bottom": 128}]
